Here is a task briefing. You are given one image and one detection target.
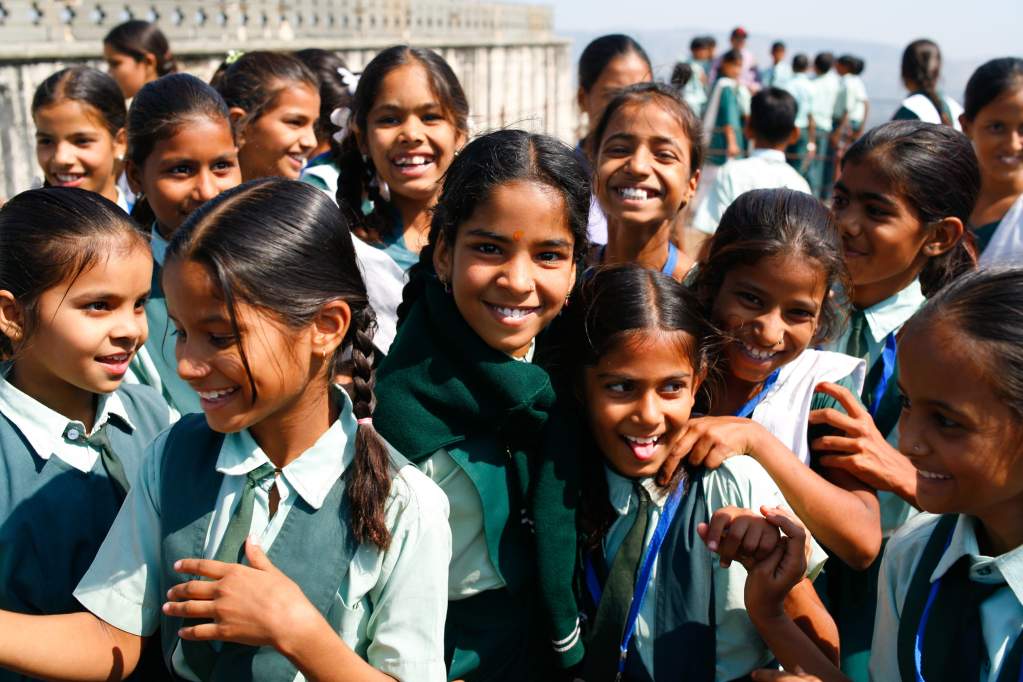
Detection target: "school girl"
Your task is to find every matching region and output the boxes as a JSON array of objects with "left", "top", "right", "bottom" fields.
[
  {"left": 961, "top": 58, "right": 1023, "bottom": 265},
  {"left": 742, "top": 268, "right": 1023, "bottom": 682},
  {"left": 702, "top": 49, "right": 746, "bottom": 169},
  {"left": 590, "top": 82, "right": 700, "bottom": 280},
  {"left": 373, "top": 129, "right": 590, "bottom": 680},
  {"left": 808, "top": 120, "right": 979, "bottom": 680},
  {"left": 832, "top": 56, "right": 868, "bottom": 163},
  {"left": 32, "top": 66, "right": 129, "bottom": 211},
  {"left": 892, "top": 39, "right": 964, "bottom": 131},
  {"left": 575, "top": 34, "right": 654, "bottom": 244},
  {"left": 102, "top": 20, "right": 177, "bottom": 100},
  {"left": 0, "top": 179, "right": 451, "bottom": 682},
  {"left": 294, "top": 48, "right": 355, "bottom": 185},
  {"left": 0, "top": 188, "right": 170, "bottom": 680},
  {"left": 563, "top": 265, "right": 832, "bottom": 682},
  {"left": 211, "top": 51, "right": 319, "bottom": 181},
  {"left": 121, "top": 73, "right": 243, "bottom": 417}
]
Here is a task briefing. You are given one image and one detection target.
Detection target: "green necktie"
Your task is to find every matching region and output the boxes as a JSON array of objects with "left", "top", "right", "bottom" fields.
[
  {"left": 65, "top": 422, "right": 130, "bottom": 501},
  {"left": 845, "top": 308, "right": 871, "bottom": 360},
  {"left": 213, "top": 463, "right": 276, "bottom": 564},
  {"left": 585, "top": 484, "right": 651, "bottom": 681}
]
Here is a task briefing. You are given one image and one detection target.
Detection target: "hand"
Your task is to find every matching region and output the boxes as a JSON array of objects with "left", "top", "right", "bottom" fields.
[
  {"left": 743, "top": 507, "right": 810, "bottom": 622},
  {"left": 657, "top": 416, "right": 767, "bottom": 486},
  {"left": 163, "top": 538, "right": 323, "bottom": 652},
  {"left": 808, "top": 382, "right": 918, "bottom": 504},
  {"left": 727, "top": 141, "right": 742, "bottom": 158},
  {"left": 698, "top": 506, "right": 780, "bottom": 568},
  {"left": 752, "top": 669, "right": 824, "bottom": 682}
]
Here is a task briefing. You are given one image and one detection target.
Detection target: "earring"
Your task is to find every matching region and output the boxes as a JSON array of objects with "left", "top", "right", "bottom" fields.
[
  {"left": 563, "top": 293, "right": 571, "bottom": 307},
  {"left": 440, "top": 277, "right": 451, "bottom": 294}
]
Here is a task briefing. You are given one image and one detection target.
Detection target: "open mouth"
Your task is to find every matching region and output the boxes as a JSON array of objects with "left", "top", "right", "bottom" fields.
[
  {"left": 917, "top": 469, "right": 952, "bottom": 481},
  {"left": 392, "top": 154, "right": 436, "bottom": 176},
  {"left": 484, "top": 302, "right": 541, "bottom": 327},
  {"left": 95, "top": 352, "right": 132, "bottom": 375},
  {"left": 842, "top": 241, "right": 869, "bottom": 258},
  {"left": 737, "top": 341, "right": 779, "bottom": 363},
  {"left": 52, "top": 172, "right": 86, "bottom": 186},
  {"left": 615, "top": 186, "right": 660, "bottom": 203},
  {"left": 196, "top": 386, "right": 240, "bottom": 410},
  {"left": 622, "top": 434, "right": 661, "bottom": 461},
  {"left": 285, "top": 153, "right": 306, "bottom": 170}
]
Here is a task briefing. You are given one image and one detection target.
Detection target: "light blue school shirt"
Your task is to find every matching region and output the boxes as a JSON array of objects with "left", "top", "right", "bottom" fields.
[
  {"left": 828, "top": 280, "right": 925, "bottom": 535},
  {"left": 681, "top": 58, "right": 709, "bottom": 117},
  {"left": 604, "top": 458, "right": 828, "bottom": 681},
  {"left": 762, "top": 62, "right": 793, "bottom": 90},
  {"left": 74, "top": 391, "right": 452, "bottom": 682},
  {"left": 811, "top": 70, "right": 843, "bottom": 132},
  {"left": 870, "top": 512, "right": 1023, "bottom": 682},
  {"left": 787, "top": 73, "right": 816, "bottom": 129}
]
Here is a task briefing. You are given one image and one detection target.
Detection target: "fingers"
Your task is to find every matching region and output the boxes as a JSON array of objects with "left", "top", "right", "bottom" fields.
[
  {"left": 817, "top": 454, "right": 866, "bottom": 475},
  {"left": 176, "top": 622, "right": 224, "bottom": 641},
  {"left": 658, "top": 425, "right": 700, "bottom": 485},
  {"left": 760, "top": 506, "right": 807, "bottom": 541},
  {"left": 807, "top": 406, "right": 861, "bottom": 435},
  {"left": 174, "top": 558, "right": 232, "bottom": 580},
  {"left": 166, "top": 580, "right": 217, "bottom": 603},
  {"left": 809, "top": 435, "right": 862, "bottom": 453},
  {"left": 813, "top": 382, "right": 868, "bottom": 419},
  {"left": 244, "top": 537, "right": 276, "bottom": 573},
  {"left": 162, "top": 599, "right": 216, "bottom": 620}
]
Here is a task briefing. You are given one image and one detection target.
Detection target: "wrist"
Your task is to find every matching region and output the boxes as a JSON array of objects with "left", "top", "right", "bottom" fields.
[
  {"left": 748, "top": 600, "right": 789, "bottom": 628},
  {"left": 275, "top": 604, "right": 330, "bottom": 662}
]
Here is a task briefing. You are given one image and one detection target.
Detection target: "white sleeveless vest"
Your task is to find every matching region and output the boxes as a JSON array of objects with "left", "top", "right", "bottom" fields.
[{"left": 980, "top": 193, "right": 1023, "bottom": 267}]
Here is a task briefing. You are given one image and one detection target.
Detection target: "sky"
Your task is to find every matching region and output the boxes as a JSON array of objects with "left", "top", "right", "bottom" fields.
[{"left": 525, "top": 0, "right": 1021, "bottom": 61}]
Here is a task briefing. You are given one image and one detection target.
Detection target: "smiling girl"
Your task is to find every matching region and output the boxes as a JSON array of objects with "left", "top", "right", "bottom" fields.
[
  {"left": 960, "top": 58, "right": 1023, "bottom": 265},
  {"left": 590, "top": 82, "right": 701, "bottom": 280},
  {"left": 212, "top": 51, "right": 319, "bottom": 181},
  {"left": 32, "top": 67, "right": 128, "bottom": 210},
  {"left": 807, "top": 120, "right": 978, "bottom": 680},
  {"left": 124, "top": 73, "right": 242, "bottom": 416},
  {"left": 0, "top": 179, "right": 450, "bottom": 682},
  {"left": 374, "top": 129, "right": 589, "bottom": 680},
  {"left": 0, "top": 188, "right": 168, "bottom": 651},
  {"left": 563, "top": 265, "right": 833, "bottom": 681},
  {"left": 335, "top": 46, "right": 469, "bottom": 273}
]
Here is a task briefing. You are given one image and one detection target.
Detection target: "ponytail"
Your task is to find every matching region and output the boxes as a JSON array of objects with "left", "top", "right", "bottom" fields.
[
  {"left": 919, "top": 231, "right": 978, "bottom": 298},
  {"left": 901, "top": 39, "right": 950, "bottom": 126}
]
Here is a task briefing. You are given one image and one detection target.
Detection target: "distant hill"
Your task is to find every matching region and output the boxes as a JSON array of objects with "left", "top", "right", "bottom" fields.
[{"left": 564, "top": 29, "right": 985, "bottom": 127}]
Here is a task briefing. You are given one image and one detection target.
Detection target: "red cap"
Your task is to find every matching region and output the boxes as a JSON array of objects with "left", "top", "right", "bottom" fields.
[{"left": 732, "top": 26, "right": 748, "bottom": 39}]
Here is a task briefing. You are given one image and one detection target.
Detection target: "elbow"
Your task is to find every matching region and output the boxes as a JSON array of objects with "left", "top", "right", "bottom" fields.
[{"left": 842, "top": 526, "right": 883, "bottom": 571}]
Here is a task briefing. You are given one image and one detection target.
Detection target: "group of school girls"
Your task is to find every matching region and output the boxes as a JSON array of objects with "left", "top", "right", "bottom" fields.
[{"left": 0, "top": 17, "right": 1022, "bottom": 682}]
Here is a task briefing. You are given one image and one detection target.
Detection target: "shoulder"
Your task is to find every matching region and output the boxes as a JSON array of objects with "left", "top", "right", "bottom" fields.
[
  {"left": 780, "top": 349, "right": 865, "bottom": 391},
  {"left": 879, "top": 512, "right": 946, "bottom": 593},
  {"left": 383, "top": 443, "right": 451, "bottom": 526},
  {"left": 115, "top": 383, "right": 172, "bottom": 432},
  {"left": 703, "top": 456, "right": 783, "bottom": 510}
]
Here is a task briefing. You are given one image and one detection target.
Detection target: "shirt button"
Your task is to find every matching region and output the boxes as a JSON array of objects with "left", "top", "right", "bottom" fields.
[{"left": 66, "top": 428, "right": 80, "bottom": 441}]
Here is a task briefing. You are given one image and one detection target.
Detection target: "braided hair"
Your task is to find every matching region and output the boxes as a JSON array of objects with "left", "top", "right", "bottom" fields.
[{"left": 167, "top": 178, "right": 393, "bottom": 548}]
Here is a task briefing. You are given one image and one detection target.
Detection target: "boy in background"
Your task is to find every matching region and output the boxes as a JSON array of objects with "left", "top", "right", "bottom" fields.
[
  {"left": 762, "top": 41, "right": 792, "bottom": 90},
  {"left": 786, "top": 53, "right": 818, "bottom": 186}
]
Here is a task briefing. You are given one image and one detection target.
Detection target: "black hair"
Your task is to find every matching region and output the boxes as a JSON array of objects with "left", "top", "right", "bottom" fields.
[
  {"left": 690, "top": 36, "right": 709, "bottom": 52},
  {"left": 750, "top": 87, "right": 797, "bottom": 145},
  {"left": 963, "top": 58, "right": 1023, "bottom": 121},
  {"left": 334, "top": 45, "right": 469, "bottom": 244},
  {"left": 212, "top": 50, "right": 318, "bottom": 133},
  {"left": 103, "top": 20, "right": 177, "bottom": 76},
  {"left": 901, "top": 39, "right": 950, "bottom": 126},
  {"left": 167, "top": 178, "right": 393, "bottom": 549},
  {"left": 706, "top": 36, "right": 718, "bottom": 48},
  {"left": 906, "top": 267, "right": 1023, "bottom": 421},
  {"left": 771, "top": 41, "right": 786, "bottom": 52},
  {"left": 0, "top": 187, "right": 147, "bottom": 358},
  {"left": 691, "top": 188, "right": 848, "bottom": 346},
  {"left": 398, "top": 129, "right": 590, "bottom": 324},
  {"left": 842, "top": 120, "right": 979, "bottom": 297},
  {"left": 32, "top": 66, "right": 126, "bottom": 137},
  {"left": 671, "top": 62, "right": 694, "bottom": 91},
  {"left": 792, "top": 53, "right": 810, "bottom": 73},
  {"left": 721, "top": 48, "right": 743, "bottom": 65},
  {"left": 562, "top": 264, "right": 720, "bottom": 548},
  {"left": 294, "top": 48, "right": 355, "bottom": 157},
  {"left": 814, "top": 52, "right": 834, "bottom": 73},
  {"left": 126, "top": 73, "right": 234, "bottom": 230},
  {"left": 591, "top": 82, "right": 704, "bottom": 176},
  {"left": 578, "top": 34, "right": 652, "bottom": 93}
]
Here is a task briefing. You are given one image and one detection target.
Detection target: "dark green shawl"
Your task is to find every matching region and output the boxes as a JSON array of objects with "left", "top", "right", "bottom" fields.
[{"left": 375, "top": 279, "right": 584, "bottom": 668}]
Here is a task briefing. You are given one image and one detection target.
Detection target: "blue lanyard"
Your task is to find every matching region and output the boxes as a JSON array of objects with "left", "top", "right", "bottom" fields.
[
  {"left": 868, "top": 333, "right": 898, "bottom": 417},
  {"left": 734, "top": 369, "right": 781, "bottom": 418},
  {"left": 913, "top": 533, "right": 1022, "bottom": 682},
  {"left": 596, "top": 241, "right": 679, "bottom": 277},
  {"left": 616, "top": 484, "right": 685, "bottom": 677}
]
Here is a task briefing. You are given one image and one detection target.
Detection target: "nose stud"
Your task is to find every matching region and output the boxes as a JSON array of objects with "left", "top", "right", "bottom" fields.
[{"left": 912, "top": 442, "right": 925, "bottom": 454}]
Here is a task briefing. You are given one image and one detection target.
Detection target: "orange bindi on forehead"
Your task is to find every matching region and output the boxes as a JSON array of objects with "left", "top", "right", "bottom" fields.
[{"left": 513, "top": 230, "right": 524, "bottom": 242}]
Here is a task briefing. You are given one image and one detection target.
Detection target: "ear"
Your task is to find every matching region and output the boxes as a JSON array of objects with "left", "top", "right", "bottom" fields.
[
  {"left": 351, "top": 123, "right": 369, "bottom": 157},
  {"left": 576, "top": 86, "right": 587, "bottom": 114},
  {"left": 0, "top": 290, "right": 25, "bottom": 349},
  {"left": 312, "top": 299, "right": 352, "bottom": 360},
  {"left": 113, "top": 127, "right": 127, "bottom": 164},
  {"left": 229, "top": 107, "right": 248, "bottom": 146},
  {"left": 787, "top": 126, "right": 800, "bottom": 146},
  {"left": 959, "top": 113, "right": 972, "bottom": 138},
  {"left": 433, "top": 234, "right": 453, "bottom": 284},
  {"left": 682, "top": 167, "right": 701, "bottom": 209},
  {"left": 923, "top": 217, "right": 965, "bottom": 258},
  {"left": 142, "top": 52, "right": 159, "bottom": 78},
  {"left": 125, "top": 158, "right": 143, "bottom": 195}
]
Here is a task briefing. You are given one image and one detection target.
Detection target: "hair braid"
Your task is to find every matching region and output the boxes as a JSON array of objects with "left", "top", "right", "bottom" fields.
[{"left": 346, "top": 307, "right": 392, "bottom": 549}]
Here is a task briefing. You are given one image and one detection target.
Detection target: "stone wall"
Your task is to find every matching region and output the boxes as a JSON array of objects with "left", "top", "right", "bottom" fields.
[{"left": 0, "top": 0, "right": 574, "bottom": 197}]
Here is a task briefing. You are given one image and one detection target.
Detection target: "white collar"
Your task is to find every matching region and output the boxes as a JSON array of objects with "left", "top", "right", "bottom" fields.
[
  {"left": 749, "top": 148, "right": 787, "bottom": 163},
  {"left": 931, "top": 514, "right": 1023, "bottom": 604},
  {"left": 215, "top": 389, "right": 357, "bottom": 510},
  {"left": 0, "top": 370, "right": 135, "bottom": 460},
  {"left": 605, "top": 467, "right": 671, "bottom": 514},
  {"left": 150, "top": 227, "right": 169, "bottom": 267},
  {"left": 861, "top": 280, "right": 925, "bottom": 343}
]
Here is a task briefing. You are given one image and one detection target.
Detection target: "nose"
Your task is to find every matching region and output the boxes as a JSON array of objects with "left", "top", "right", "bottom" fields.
[
  {"left": 53, "top": 141, "right": 76, "bottom": 167},
  {"left": 753, "top": 309, "right": 785, "bottom": 347},
  {"left": 398, "top": 115, "right": 426, "bottom": 144},
  {"left": 175, "top": 337, "right": 212, "bottom": 382},
  {"left": 625, "top": 145, "right": 652, "bottom": 176},
  {"left": 833, "top": 206, "right": 861, "bottom": 238},
  {"left": 298, "top": 123, "right": 317, "bottom": 153},
  {"left": 632, "top": 390, "right": 662, "bottom": 428},
  {"left": 192, "top": 168, "right": 220, "bottom": 203},
  {"left": 497, "top": 253, "right": 535, "bottom": 297},
  {"left": 1010, "top": 128, "right": 1023, "bottom": 152},
  {"left": 896, "top": 412, "right": 925, "bottom": 459},
  {"left": 110, "top": 307, "right": 147, "bottom": 348}
]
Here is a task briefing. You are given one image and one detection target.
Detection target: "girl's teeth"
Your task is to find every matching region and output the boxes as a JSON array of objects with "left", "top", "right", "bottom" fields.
[
  {"left": 55, "top": 173, "right": 82, "bottom": 182},
  {"left": 495, "top": 306, "right": 534, "bottom": 319},
  {"left": 742, "top": 343, "right": 778, "bottom": 360},
  {"left": 918, "top": 469, "right": 952, "bottom": 481},
  {"left": 396, "top": 156, "right": 430, "bottom": 166},
  {"left": 198, "top": 388, "right": 237, "bottom": 400},
  {"left": 619, "top": 187, "right": 650, "bottom": 200},
  {"left": 624, "top": 435, "right": 659, "bottom": 460}
]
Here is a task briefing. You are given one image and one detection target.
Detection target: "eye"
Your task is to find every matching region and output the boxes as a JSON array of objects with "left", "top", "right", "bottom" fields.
[
  {"left": 737, "top": 291, "right": 762, "bottom": 307},
  {"left": 209, "top": 333, "right": 236, "bottom": 349},
  {"left": 536, "top": 250, "right": 568, "bottom": 263},
  {"left": 376, "top": 115, "right": 399, "bottom": 126},
  {"left": 213, "top": 159, "right": 237, "bottom": 172},
  {"left": 788, "top": 307, "right": 816, "bottom": 320},
  {"left": 134, "top": 296, "right": 148, "bottom": 309},
  {"left": 85, "top": 301, "right": 110, "bottom": 312},
  {"left": 168, "top": 164, "right": 193, "bottom": 176},
  {"left": 866, "top": 205, "right": 891, "bottom": 219},
  {"left": 655, "top": 149, "right": 679, "bottom": 161},
  {"left": 831, "top": 194, "right": 849, "bottom": 210},
  {"left": 660, "top": 380, "right": 686, "bottom": 394},
  {"left": 422, "top": 112, "right": 445, "bottom": 123},
  {"left": 605, "top": 380, "right": 632, "bottom": 394},
  {"left": 933, "top": 412, "right": 961, "bottom": 429},
  {"left": 472, "top": 242, "right": 502, "bottom": 256},
  {"left": 986, "top": 122, "right": 1005, "bottom": 133}
]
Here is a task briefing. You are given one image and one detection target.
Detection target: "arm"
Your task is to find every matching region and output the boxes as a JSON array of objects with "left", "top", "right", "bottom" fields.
[
  {"left": 783, "top": 579, "right": 839, "bottom": 666},
  {"left": 668, "top": 417, "right": 882, "bottom": 569},
  {"left": 809, "top": 382, "right": 919, "bottom": 506},
  {"left": 0, "top": 611, "right": 143, "bottom": 681}
]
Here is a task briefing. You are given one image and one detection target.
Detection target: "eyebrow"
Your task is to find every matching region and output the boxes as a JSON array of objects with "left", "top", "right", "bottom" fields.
[
  {"left": 465, "top": 228, "right": 572, "bottom": 249},
  {"left": 603, "top": 132, "right": 682, "bottom": 149},
  {"left": 596, "top": 371, "right": 692, "bottom": 381},
  {"left": 833, "top": 182, "right": 898, "bottom": 208},
  {"left": 896, "top": 382, "right": 972, "bottom": 421}
]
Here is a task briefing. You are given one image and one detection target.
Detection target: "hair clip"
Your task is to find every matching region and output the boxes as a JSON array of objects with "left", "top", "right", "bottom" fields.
[
  {"left": 330, "top": 107, "right": 352, "bottom": 144},
  {"left": 337, "top": 67, "right": 361, "bottom": 94},
  {"left": 224, "top": 49, "right": 245, "bottom": 65}
]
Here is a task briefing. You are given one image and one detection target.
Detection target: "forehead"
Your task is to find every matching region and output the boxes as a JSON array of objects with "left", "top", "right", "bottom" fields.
[
  {"left": 592, "top": 330, "right": 695, "bottom": 376},
  {"left": 603, "top": 100, "right": 689, "bottom": 145},
  {"left": 56, "top": 235, "right": 151, "bottom": 292},
  {"left": 150, "top": 117, "right": 235, "bottom": 160},
  {"left": 34, "top": 99, "right": 109, "bottom": 132},
  {"left": 975, "top": 86, "right": 1023, "bottom": 120},
  {"left": 725, "top": 252, "right": 828, "bottom": 299},
  {"left": 373, "top": 63, "right": 442, "bottom": 108},
  {"left": 264, "top": 81, "right": 319, "bottom": 114},
  {"left": 899, "top": 318, "right": 1000, "bottom": 405},
  {"left": 596, "top": 53, "right": 652, "bottom": 88},
  {"left": 460, "top": 180, "right": 572, "bottom": 241},
  {"left": 162, "top": 257, "right": 227, "bottom": 317}
]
